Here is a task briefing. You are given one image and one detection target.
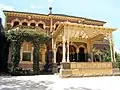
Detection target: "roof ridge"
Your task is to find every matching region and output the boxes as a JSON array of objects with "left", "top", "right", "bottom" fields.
[{"left": 3, "top": 10, "right": 106, "bottom": 23}]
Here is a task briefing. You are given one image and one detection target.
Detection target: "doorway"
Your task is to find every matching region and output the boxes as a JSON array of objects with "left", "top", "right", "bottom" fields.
[
  {"left": 69, "top": 45, "right": 76, "bottom": 62},
  {"left": 78, "top": 47, "right": 86, "bottom": 62},
  {"left": 56, "top": 46, "right": 62, "bottom": 64}
]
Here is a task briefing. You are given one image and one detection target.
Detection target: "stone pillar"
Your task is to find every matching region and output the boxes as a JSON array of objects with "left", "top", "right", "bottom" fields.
[
  {"left": 67, "top": 40, "right": 69, "bottom": 62},
  {"left": 62, "top": 36, "right": 66, "bottom": 62}
]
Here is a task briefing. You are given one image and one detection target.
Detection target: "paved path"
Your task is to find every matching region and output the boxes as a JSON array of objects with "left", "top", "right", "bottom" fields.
[{"left": 0, "top": 75, "right": 120, "bottom": 90}]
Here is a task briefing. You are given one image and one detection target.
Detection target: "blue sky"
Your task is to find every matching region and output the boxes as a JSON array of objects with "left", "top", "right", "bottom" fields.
[{"left": 0, "top": 0, "right": 120, "bottom": 52}]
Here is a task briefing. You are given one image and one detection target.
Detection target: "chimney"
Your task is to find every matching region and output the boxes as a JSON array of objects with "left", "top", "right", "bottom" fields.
[{"left": 49, "top": 7, "right": 52, "bottom": 14}]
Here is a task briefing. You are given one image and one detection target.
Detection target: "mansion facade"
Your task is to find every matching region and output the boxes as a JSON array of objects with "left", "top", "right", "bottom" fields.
[{"left": 3, "top": 9, "right": 116, "bottom": 71}]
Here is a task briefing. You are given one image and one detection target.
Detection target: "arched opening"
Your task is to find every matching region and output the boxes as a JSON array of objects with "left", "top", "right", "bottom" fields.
[
  {"left": 13, "top": 21, "right": 19, "bottom": 27},
  {"left": 69, "top": 45, "right": 76, "bottom": 62},
  {"left": 56, "top": 46, "right": 62, "bottom": 64},
  {"left": 78, "top": 47, "right": 86, "bottom": 62},
  {"left": 55, "top": 24, "right": 59, "bottom": 30},
  {"left": 22, "top": 22, "right": 28, "bottom": 26},
  {"left": 79, "top": 47, "right": 84, "bottom": 53},
  {"left": 56, "top": 45, "right": 77, "bottom": 63},
  {"left": 38, "top": 23, "right": 44, "bottom": 29},
  {"left": 30, "top": 23, "right": 36, "bottom": 27}
]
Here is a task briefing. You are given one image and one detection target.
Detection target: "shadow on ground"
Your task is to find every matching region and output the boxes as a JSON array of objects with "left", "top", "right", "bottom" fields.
[
  {"left": 0, "top": 76, "right": 100, "bottom": 90},
  {"left": 0, "top": 76, "right": 53, "bottom": 90}
]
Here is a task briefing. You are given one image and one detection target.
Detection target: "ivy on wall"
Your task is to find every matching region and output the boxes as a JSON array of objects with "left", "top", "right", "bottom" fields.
[{"left": 5, "top": 27, "right": 49, "bottom": 74}]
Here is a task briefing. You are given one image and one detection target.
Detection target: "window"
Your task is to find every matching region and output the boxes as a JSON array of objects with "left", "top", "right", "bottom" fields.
[
  {"left": 13, "top": 21, "right": 19, "bottom": 27},
  {"left": 30, "top": 23, "right": 36, "bottom": 27},
  {"left": 22, "top": 42, "right": 33, "bottom": 62},
  {"left": 22, "top": 22, "right": 28, "bottom": 26},
  {"left": 38, "top": 23, "right": 44, "bottom": 29},
  {"left": 22, "top": 52, "right": 31, "bottom": 61}
]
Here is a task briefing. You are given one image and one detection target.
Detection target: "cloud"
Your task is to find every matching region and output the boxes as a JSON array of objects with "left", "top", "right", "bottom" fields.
[
  {"left": 48, "top": 0, "right": 54, "bottom": 7},
  {"left": 0, "top": 4, "right": 15, "bottom": 11},
  {"left": 30, "top": 4, "right": 44, "bottom": 9},
  {"left": 23, "top": 9, "right": 29, "bottom": 12},
  {"left": 48, "top": 0, "right": 54, "bottom": 3},
  {"left": 114, "top": 47, "right": 120, "bottom": 53},
  {"left": 0, "top": 4, "right": 15, "bottom": 26}
]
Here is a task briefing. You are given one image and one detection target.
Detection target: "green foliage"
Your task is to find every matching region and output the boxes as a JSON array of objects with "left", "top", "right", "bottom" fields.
[
  {"left": 116, "top": 53, "right": 120, "bottom": 61},
  {"left": 11, "top": 41, "right": 21, "bottom": 68},
  {"left": 5, "top": 27, "right": 50, "bottom": 74},
  {"left": 115, "top": 53, "right": 120, "bottom": 68},
  {"left": 33, "top": 44, "right": 40, "bottom": 74},
  {"left": 102, "top": 45, "right": 111, "bottom": 62},
  {"left": 11, "top": 68, "right": 33, "bottom": 76},
  {"left": 6, "top": 28, "right": 49, "bottom": 43},
  {"left": 102, "top": 45, "right": 120, "bottom": 68}
]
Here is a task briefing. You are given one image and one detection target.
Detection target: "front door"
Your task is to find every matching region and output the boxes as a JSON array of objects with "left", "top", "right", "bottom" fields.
[{"left": 78, "top": 47, "right": 85, "bottom": 62}]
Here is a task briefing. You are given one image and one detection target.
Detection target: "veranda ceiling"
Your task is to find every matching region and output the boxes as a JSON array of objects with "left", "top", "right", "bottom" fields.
[{"left": 52, "top": 22, "right": 116, "bottom": 42}]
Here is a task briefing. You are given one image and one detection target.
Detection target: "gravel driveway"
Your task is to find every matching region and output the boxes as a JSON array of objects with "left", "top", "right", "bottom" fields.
[{"left": 0, "top": 75, "right": 120, "bottom": 90}]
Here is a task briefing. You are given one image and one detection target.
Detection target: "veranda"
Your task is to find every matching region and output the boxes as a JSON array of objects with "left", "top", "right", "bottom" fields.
[{"left": 52, "top": 22, "right": 117, "bottom": 77}]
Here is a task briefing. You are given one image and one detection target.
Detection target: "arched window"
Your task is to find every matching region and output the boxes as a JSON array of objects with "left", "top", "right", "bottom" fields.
[
  {"left": 13, "top": 21, "right": 19, "bottom": 27},
  {"left": 22, "top": 22, "right": 28, "bottom": 26},
  {"left": 38, "top": 23, "right": 44, "bottom": 29},
  {"left": 30, "top": 23, "right": 36, "bottom": 27}
]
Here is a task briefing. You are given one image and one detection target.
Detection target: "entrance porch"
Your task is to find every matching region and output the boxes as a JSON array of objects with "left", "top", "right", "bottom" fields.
[{"left": 52, "top": 22, "right": 117, "bottom": 77}]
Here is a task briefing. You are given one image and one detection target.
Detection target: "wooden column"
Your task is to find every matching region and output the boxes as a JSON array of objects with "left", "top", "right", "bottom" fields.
[
  {"left": 87, "top": 41, "right": 91, "bottom": 54},
  {"left": 87, "top": 40, "right": 93, "bottom": 61},
  {"left": 66, "top": 28, "right": 69, "bottom": 62},
  {"left": 108, "top": 34, "right": 114, "bottom": 62},
  {"left": 52, "top": 38, "right": 54, "bottom": 50},
  {"left": 62, "top": 36, "right": 66, "bottom": 62},
  {"left": 53, "top": 39, "right": 57, "bottom": 63},
  {"left": 112, "top": 38, "right": 116, "bottom": 62},
  {"left": 50, "top": 17, "right": 53, "bottom": 33},
  {"left": 76, "top": 48, "right": 79, "bottom": 61},
  {"left": 67, "top": 40, "right": 69, "bottom": 62}
]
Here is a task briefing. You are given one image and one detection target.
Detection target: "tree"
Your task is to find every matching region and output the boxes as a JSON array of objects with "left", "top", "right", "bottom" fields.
[
  {"left": 102, "top": 45, "right": 111, "bottom": 62},
  {"left": 0, "top": 17, "right": 9, "bottom": 73},
  {"left": 92, "top": 47, "right": 102, "bottom": 62},
  {"left": 115, "top": 53, "right": 120, "bottom": 68}
]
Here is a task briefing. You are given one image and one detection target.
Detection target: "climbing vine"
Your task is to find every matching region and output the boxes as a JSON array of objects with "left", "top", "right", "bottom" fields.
[{"left": 5, "top": 27, "right": 49, "bottom": 74}]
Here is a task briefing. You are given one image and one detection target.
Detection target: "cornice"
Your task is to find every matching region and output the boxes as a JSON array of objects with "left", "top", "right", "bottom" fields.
[{"left": 3, "top": 10, "right": 106, "bottom": 26}]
